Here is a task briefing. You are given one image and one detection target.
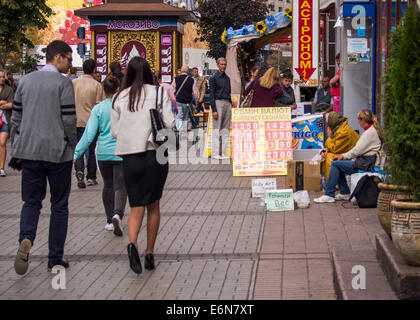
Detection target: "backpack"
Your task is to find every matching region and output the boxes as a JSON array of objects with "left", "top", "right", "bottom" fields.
[{"left": 349, "top": 175, "right": 381, "bottom": 208}]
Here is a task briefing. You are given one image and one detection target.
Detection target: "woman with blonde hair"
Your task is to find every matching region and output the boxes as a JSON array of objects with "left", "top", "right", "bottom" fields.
[
  {"left": 315, "top": 109, "right": 383, "bottom": 203},
  {"left": 243, "top": 67, "right": 283, "bottom": 108}
]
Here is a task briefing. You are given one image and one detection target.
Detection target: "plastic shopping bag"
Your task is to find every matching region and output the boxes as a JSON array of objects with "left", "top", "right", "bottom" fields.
[{"left": 294, "top": 190, "right": 310, "bottom": 209}]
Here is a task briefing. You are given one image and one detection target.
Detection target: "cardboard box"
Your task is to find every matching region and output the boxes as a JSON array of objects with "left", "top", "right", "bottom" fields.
[{"left": 287, "top": 160, "right": 321, "bottom": 192}]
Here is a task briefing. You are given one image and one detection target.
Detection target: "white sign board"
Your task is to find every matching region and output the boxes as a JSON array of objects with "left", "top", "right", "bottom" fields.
[
  {"left": 252, "top": 178, "right": 277, "bottom": 198},
  {"left": 266, "top": 189, "right": 295, "bottom": 211},
  {"left": 347, "top": 38, "right": 368, "bottom": 54},
  {"left": 293, "top": 0, "right": 319, "bottom": 87}
]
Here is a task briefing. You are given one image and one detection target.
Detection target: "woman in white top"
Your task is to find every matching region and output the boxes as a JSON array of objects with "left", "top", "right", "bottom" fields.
[
  {"left": 111, "top": 57, "right": 175, "bottom": 274},
  {"left": 314, "top": 109, "right": 383, "bottom": 203}
]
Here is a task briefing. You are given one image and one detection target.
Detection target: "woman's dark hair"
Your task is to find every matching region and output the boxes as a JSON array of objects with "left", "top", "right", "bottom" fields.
[
  {"left": 112, "top": 57, "right": 155, "bottom": 112},
  {"left": 335, "top": 52, "right": 340, "bottom": 60},
  {"left": 156, "top": 71, "right": 162, "bottom": 81},
  {"left": 103, "top": 75, "right": 119, "bottom": 96},
  {"left": 109, "top": 61, "right": 122, "bottom": 74},
  {"left": 280, "top": 69, "right": 293, "bottom": 80},
  {"left": 250, "top": 66, "right": 259, "bottom": 73}
]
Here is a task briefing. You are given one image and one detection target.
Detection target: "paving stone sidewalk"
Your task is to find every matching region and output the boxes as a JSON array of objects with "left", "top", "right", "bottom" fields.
[{"left": 0, "top": 142, "right": 392, "bottom": 300}]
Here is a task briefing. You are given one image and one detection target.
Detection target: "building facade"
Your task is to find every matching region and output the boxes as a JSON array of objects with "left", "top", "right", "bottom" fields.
[{"left": 267, "top": 0, "right": 292, "bottom": 14}]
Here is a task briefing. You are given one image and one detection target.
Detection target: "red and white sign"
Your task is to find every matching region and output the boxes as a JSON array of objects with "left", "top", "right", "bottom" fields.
[
  {"left": 160, "top": 34, "right": 173, "bottom": 83},
  {"left": 293, "top": 0, "right": 319, "bottom": 87},
  {"left": 95, "top": 33, "right": 107, "bottom": 76}
]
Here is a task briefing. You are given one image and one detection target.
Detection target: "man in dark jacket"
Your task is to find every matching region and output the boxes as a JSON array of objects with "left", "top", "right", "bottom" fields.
[
  {"left": 11, "top": 40, "right": 77, "bottom": 275},
  {"left": 174, "top": 65, "right": 194, "bottom": 139},
  {"left": 209, "top": 58, "right": 231, "bottom": 159}
]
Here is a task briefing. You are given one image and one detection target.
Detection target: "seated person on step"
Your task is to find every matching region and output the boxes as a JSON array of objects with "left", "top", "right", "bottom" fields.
[
  {"left": 315, "top": 109, "right": 382, "bottom": 203},
  {"left": 321, "top": 111, "right": 359, "bottom": 182}
]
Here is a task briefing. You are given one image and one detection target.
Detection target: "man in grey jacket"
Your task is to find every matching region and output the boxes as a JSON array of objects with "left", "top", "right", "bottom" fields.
[{"left": 11, "top": 40, "right": 77, "bottom": 275}]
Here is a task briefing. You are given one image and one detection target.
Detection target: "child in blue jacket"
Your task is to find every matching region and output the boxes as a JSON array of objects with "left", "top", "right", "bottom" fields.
[{"left": 74, "top": 75, "right": 127, "bottom": 236}]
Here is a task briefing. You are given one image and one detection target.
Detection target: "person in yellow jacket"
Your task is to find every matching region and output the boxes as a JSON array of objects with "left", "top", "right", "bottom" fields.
[{"left": 321, "top": 112, "right": 359, "bottom": 181}]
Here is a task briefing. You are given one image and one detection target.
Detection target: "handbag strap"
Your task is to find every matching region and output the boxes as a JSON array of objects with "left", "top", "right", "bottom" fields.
[
  {"left": 155, "top": 85, "right": 165, "bottom": 112},
  {"left": 155, "top": 85, "right": 159, "bottom": 110},
  {"left": 160, "top": 84, "right": 164, "bottom": 112},
  {"left": 175, "top": 75, "right": 189, "bottom": 97}
]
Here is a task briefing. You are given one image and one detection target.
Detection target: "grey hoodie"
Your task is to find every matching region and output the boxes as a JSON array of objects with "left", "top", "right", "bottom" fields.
[{"left": 10, "top": 66, "right": 77, "bottom": 163}]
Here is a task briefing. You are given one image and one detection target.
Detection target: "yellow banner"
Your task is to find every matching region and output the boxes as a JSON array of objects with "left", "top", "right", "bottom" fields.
[
  {"left": 232, "top": 107, "right": 293, "bottom": 176},
  {"left": 203, "top": 109, "right": 232, "bottom": 157}
]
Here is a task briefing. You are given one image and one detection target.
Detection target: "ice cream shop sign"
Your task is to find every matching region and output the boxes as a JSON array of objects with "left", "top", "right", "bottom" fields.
[{"left": 108, "top": 19, "right": 160, "bottom": 31}]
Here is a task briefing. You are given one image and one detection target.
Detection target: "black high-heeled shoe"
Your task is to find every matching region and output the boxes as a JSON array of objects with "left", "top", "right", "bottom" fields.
[
  {"left": 144, "top": 253, "right": 155, "bottom": 270},
  {"left": 127, "top": 243, "right": 142, "bottom": 274}
]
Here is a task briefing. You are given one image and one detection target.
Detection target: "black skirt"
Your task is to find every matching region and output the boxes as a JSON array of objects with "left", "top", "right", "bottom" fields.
[{"left": 122, "top": 150, "right": 169, "bottom": 207}]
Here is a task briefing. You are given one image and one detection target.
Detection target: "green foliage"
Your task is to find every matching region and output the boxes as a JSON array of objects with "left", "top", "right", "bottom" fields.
[
  {"left": 7, "top": 51, "right": 43, "bottom": 73},
  {"left": 0, "top": 0, "right": 53, "bottom": 68},
  {"left": 383, "top": 6, "right": 420, "bottom": 201},
  {"left": 196, "top": 0, "right": 268, "bottom": 59}
]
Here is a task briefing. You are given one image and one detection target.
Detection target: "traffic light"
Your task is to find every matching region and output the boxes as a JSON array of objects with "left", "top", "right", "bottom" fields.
[
  {"left": 204, "top": 62, "right": 209, "bottom": 70},
  {"left": 77, "top": 27, "right": 85, "bottom": 40},
  {"left": 77, "top": 43, "right": 86, "bottom": 55}
]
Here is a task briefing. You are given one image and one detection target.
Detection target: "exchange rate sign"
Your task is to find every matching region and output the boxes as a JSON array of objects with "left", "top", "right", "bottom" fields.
[
  {"left": 232, "top": 107, "right": 293, "bottom": 176},
  {"left": 293, "top": 0, "right": 319, "bottom": 87}
]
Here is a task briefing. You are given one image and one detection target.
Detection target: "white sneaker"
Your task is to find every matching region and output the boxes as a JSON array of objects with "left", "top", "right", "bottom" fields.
[
  {"left": 212, "top": 154, "right": 222, "bottom": 160},
  {"left": 0, "top": 169, "right": 6, "bottom": 177},
  {"left": 335, "top": 193, "right": 350, "bottom": 201},
  {"left": 112, "top": 214, "right": 123, "bottom": 237},
  {"left": 105, "top": 223, "right": 114, "bottom": 231},
  {"left": 221, "top": 155, "right": 231, "bottom": 160},
  {"left": 314, "top": 195, "right": 335, "bottom": 203}
]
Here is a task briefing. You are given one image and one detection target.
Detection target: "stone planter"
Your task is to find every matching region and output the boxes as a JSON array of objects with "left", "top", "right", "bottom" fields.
[
  {"left": 377, "top": 183, "right": 412, "bottom": 238},
  {"left": 391, "top": 199, "right": 420, "bottom": 266}
]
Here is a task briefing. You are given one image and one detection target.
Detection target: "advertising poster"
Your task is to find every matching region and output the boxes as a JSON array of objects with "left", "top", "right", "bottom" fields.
[
  {"left": 95, "top": 33, "right": 107, "bottom": 76},
  {"left": 232, "top": 107, "right": 293, "bottom": 176},
  {"left": 160, "top": 34, "right": 173, "bottom": 83},
  {"left": 291, "top": 114, "right": 324, "bottom": 149}
]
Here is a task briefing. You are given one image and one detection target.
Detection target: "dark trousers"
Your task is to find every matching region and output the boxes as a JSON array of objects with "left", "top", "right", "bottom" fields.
[
  {"left": 19, "top": 160, "right": 72, "bottom": 263},
  {"left": 98, "top": 161, "right": 127, "bottom": 223},
  {"left": 74, "top": 127, "right": 98, "bottom": 180}
]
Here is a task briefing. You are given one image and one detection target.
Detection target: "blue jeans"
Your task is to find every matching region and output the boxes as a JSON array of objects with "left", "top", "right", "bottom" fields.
[
  {"left": 325, "top": 160, "right": 357, "bottom": 197},
  {"left": 176, "top": 102, "right": 189, "bottom": 138},
  {"left": 19, "top": 160, "right": 72, "bottom": 263}
]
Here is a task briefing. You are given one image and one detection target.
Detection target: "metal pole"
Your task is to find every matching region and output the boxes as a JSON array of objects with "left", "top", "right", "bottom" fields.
[
  {"left": 396, "top": 0, "right": 402, "bottom": 25},
  {"left": 376, "top": 0, "right": 382, "bottom": 119},
  {"left": 385, "top": 0, "right": 392, "bottom": 60}
]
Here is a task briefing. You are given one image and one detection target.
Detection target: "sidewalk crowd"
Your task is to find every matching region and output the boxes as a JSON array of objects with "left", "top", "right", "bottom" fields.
[{"left": 0, "top": 39, "right": 383, "bottom": 287}]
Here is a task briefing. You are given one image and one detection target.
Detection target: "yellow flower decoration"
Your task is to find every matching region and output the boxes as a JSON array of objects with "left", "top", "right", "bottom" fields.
[
  {"left": 255, "top": 21, "right": 267, "bottom": 35},
  {"left": 285, "top": 8, "right": 293, "bottom": 20},
  {"left": 221, "top": 29, "right": 227, "bottom": 44}
]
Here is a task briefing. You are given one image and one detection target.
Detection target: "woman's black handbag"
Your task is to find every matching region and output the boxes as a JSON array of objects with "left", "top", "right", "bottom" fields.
[
  {"left": 353, "top": 154, "right": 377, "bottom": 171},
  {"left": 150, "top": 85, "right": 180, "bottom": 150}
]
